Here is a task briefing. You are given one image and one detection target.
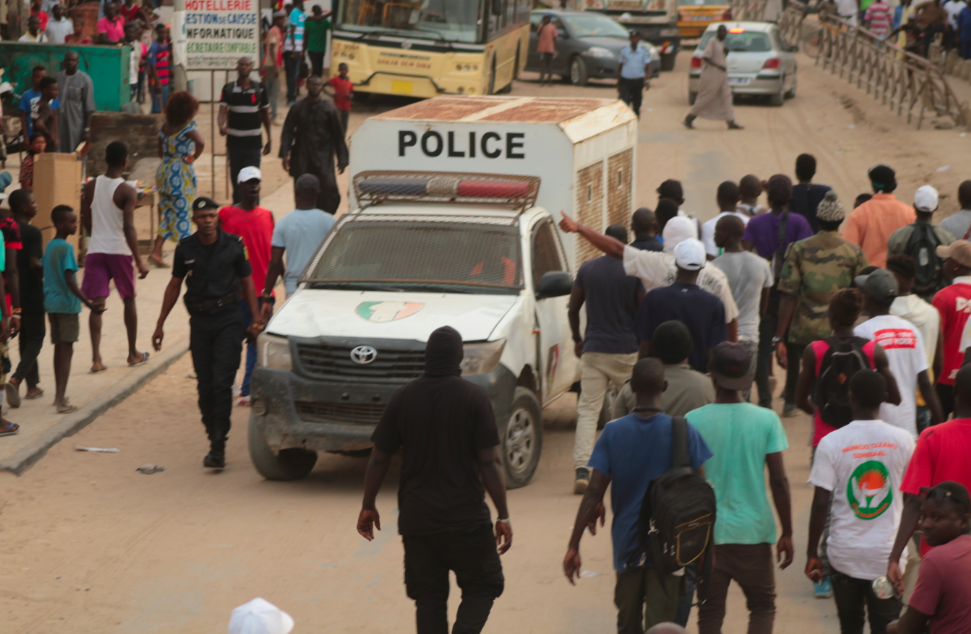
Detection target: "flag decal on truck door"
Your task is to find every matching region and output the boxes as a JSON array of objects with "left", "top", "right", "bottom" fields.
[{"left": 356, "top": 301, "right": 424, "bottom": 323}]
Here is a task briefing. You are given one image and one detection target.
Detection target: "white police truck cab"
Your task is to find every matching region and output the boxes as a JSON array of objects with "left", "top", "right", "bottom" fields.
[{"left": 249, "top": 171, "right": 579, "bottom": 487}]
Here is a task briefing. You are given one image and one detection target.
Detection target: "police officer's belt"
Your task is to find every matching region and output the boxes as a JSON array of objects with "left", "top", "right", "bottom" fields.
[{"left": 185, "top": 290, "right": 241, "bottom": 316}]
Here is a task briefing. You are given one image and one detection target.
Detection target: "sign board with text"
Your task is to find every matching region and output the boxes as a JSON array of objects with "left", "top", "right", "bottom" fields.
[{"left": 174, "top": 0, "right": 260, "bottom": 71}]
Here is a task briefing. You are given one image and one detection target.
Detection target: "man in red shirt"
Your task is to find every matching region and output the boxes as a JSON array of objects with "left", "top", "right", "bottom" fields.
[
  {"left": 886, "top": 482, "right": 971, "bottom": 634},
  {"left": 887, "top": 365, "right": 971, "bottom": 594},
  {"left": 30, "top": 0, "right": 48, "bottom": 32},
  {"left": 217, "top": 166, "right": 274, "bottom": 406},
  {"left": 931, "top": 240, "right": 971, "bottom": 416},
  {"left": 326, "top": 62, "right": 352, "bottom": 135}
]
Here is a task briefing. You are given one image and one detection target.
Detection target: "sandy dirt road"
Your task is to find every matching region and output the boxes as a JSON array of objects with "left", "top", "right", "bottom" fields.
[{"left": 3, "top": 51, "right": 969, "bottom": 633}]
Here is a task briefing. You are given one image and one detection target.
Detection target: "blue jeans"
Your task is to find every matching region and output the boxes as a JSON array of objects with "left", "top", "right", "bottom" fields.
[
  {"left": 239, "top": 297, "right": 273, "bottom": 397},
  {"left": 285, "top": 51, "right": 303, "bottom": 104},
  {"left": 151, "top": 83, "right": 169, "bottom": 113}
]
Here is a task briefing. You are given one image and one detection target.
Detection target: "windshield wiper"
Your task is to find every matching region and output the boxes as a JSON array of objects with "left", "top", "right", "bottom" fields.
[{"left": 309, "top": 282, "right": 406, "bottom": 292}]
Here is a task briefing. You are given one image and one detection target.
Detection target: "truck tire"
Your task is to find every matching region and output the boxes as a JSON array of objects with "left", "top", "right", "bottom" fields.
[
  {"left": 661, "top": 52, "right": 677, "bottom": 72},
  {"left": 689, "top": 90, "right": 697, "bottom": 105},
  {"left": 503, "top": 387, "right": 543, "bottom": 489},
  {"left": 248, "top": 414, "right": 318, "bottom": 480},
  {"left": 569, "top": 56, "right": 589, "bottom": 86}
]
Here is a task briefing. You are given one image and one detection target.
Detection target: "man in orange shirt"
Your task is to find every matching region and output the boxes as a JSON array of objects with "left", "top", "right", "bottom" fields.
[{"left": 843, "top": 165, "right": 916, "bottom": 267}]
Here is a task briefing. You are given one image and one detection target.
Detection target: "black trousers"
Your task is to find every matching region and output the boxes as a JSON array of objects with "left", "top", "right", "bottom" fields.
[
  {"left": 756, "top": 295, "right": 780, "bottom": 407},
  {"left": 308, "top": 50, "right": 325, "bottom": 77},
  {"left": 228, "top": 146, "right": 262, "bottom": 204},
  {"left": 189, "top": 307, "right": 244, "bottom": 452},
  {"left": 783, "top": 342, "right": 807, "bottom": 406},
  {"left": 936, "top": 382, "right": 954, "bottom": 420},
  {"left": 13, "top": 312, "right": 45, "bottom": 388},
  {"left": 403, "top": 524, "right": 504, "bottom": 634},
  {"left": 618, "top": 77, "right": 645, "bottom": 117},
  {"left": 830, "top": 568, "right": 901, "bottom": 634}
]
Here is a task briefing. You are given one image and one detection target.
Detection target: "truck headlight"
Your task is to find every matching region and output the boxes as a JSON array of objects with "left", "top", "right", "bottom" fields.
[
  {"left": 584, "top": 46, "right": 616, "bottom": 59},
  {"left": 258, "top": 333, "right": 292, "bottom": 371},
  {"left": 461, "top": 340, "right": 506, "bottom": 376}
]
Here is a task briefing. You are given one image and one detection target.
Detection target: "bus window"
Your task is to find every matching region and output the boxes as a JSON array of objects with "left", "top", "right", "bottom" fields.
[{"left": 338, "top": 0, "right": 483, "bottom": 43}]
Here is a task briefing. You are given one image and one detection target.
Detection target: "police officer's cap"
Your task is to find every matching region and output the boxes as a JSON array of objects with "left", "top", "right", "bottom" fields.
[{"left": 192, "top": 197, "right": 221, "bottom": 213}]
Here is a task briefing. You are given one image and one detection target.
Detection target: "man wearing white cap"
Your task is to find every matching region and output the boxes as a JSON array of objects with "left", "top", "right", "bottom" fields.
[
  {"left": 218, "top": 166, "right": 275, "bottom": 406},
  {"left": 887, "top": 184, "right": 956, "bottom": 302},
  {"left": 559, "top": 212, "right": 739, "bottom": 342},
  {"left": 229, "top": 598, "right": 294, "bottom": 634},
  {"left": 634, "top": 238, "right": 729, "bottom": 373}
]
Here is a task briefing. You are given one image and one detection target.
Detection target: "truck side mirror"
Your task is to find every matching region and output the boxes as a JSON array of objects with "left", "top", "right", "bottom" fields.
[{"left": 536, "top": 271, "right": 573, "bottom": 299}]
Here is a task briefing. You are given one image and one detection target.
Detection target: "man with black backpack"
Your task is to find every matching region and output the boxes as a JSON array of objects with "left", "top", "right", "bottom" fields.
[
  {"left": 686, "top": 342, "right": 793, "bottom": 634},
  {"left": 888, "top": 185, "right": 955, "bottom": 302},
  {"left": 563, "top": 358, "right": 713, "bottom": 634}
]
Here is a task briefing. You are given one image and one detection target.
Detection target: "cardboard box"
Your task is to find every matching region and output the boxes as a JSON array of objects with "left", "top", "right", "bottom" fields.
[{"left": 33, "top": 152, "right": 82, "bottom": 250}]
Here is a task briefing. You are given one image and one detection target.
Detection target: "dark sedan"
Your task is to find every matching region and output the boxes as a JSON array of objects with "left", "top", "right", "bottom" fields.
[{"left": 525, "top": 10, "right": 661, "bottom": 86}]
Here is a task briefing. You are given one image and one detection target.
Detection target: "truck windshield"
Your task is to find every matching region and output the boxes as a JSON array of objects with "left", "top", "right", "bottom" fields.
[
  {"left": 337, "top": 0, "right": 482, "bottom": 44},
  {"left": 698, "top": 30, "right": 772, "bottom": 52},
  {"left": 307, "top": 221, "right": 524, "bottom": 294},
  {"left": 562, "top": 14, "right": 629, "bottom": 38}
]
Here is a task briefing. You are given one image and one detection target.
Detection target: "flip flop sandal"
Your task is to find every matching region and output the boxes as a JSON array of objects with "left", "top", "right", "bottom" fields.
[
  {"left": 89, "top": 366, "right": 108, "bottom": 374},
  {"left": 0, "top": 422, "right": 19, "bottom": 437},
  {"left": 24, "top": 389, "right": 44, "bottom": 400},
  {"left": 56, "top": 403, "right": 79, "bottom": 414},
  {"left": 127, "top": 352, "right": 150, "bottom": 368},
  {"left": 5, "top": 383, "right": 20, "bottom": 408}
]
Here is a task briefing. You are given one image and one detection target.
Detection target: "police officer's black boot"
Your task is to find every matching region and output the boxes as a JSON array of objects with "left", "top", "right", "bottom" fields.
[{"left": 204, "top": 431, "right": 226, "bottom": 469}]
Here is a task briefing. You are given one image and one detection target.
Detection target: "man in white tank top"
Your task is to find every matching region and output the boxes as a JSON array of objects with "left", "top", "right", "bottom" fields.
[{"left": 80, "top": 141, "right": 149, "bottom": 372}]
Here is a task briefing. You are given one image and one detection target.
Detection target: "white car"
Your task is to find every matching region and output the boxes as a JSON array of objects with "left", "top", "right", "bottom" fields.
[
  {"left": 688, "top": 21, "right": 798, "bottom": 107},
  {"left": 248, "top": 172, "right": 579, "bottom": 488}
]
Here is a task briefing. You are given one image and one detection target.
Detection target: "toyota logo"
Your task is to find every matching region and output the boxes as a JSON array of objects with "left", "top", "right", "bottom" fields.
[{"left": 350, "top": 345, "right": 378, "bottom": 365}]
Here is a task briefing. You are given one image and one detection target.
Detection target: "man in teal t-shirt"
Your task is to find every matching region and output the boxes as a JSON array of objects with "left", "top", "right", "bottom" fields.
[
  {"left": 685, "top": 341, "right": 793, "bottom": 634},
  {"left": 305, "top": 5, "right": 331, "bottom": 78}
]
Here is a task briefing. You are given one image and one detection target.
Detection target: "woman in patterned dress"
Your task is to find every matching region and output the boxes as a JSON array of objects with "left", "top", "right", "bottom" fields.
[{"left": 149, "top": 90, "right": 205, "bottom": 268}]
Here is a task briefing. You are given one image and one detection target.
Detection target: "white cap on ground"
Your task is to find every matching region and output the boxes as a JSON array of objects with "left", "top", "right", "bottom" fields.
[
  {"left": 673, "top": 238, "right": 706, "bottom": 271},
  {"left": 238, "top": 166, "right": 262, "bottom": 184},
  {"left": 914, "top": 184, "right": 939, "bottom": 212},
  {"left": 662, "top": 216, "right": 698, "bottom": 254},
  {"left": 228, "top": 598, "right": 294, "bottom": 634}
]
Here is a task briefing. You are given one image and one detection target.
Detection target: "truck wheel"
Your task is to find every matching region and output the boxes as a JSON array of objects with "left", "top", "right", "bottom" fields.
[
  {"left": 503, "top": 387, "right": 543, "bottom": 489},
  {"left": 689, "top": 91, "right": 697, "bottom": 105},
  {"left": 570, "top": 56, "right": 589, "bottom": 86},
  {"left": 661, "top": 52, "right": 677, "bottom": 72},
  {"left": 248, "top": 414, "right": 318, "bottom": 480}
]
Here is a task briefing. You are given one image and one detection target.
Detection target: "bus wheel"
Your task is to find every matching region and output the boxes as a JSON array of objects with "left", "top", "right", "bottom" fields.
[
  {"left": 570, "top": 56, "right": 589, "bottom": 86},
  {"left": 513, "top": 44, "right": 521, "bottom": 80},
  {"left": 488, "top": 59, "right": 496, "bottom": 94}
]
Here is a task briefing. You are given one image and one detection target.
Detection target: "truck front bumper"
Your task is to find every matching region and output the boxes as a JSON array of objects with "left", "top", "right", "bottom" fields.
[{"left": 250, "top": 365, "right": 518, "bottom": 453}]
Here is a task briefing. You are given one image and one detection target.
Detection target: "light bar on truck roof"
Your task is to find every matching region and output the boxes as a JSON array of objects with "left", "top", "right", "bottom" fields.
[
  {"left": 728, "top": 28, "right": 745, "bottom": 33},
  {"left": 353, "top": 171, "right": 542, "bottom": 210}
]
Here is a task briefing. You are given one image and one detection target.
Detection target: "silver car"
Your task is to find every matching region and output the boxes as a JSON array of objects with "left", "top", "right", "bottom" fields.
[{"left": 688, "top": 21, "right": 798, "bottom": 107}]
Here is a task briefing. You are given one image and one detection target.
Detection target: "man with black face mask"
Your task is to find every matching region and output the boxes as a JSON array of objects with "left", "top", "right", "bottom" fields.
[{"left": 358, "top": 326, "right": 512, "bottom": 634}]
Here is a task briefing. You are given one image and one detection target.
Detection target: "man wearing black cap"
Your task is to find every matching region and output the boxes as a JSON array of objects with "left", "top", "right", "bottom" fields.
[
  {"left": 843, "top": 165, "right": 916, "bottom": 268},
  {"left": 358, "top": 326, "right": 511, "bottom": 634},
  {"left": 687, "top": 341, "right": 792, "bottom": 634},
  {"left": 151, "top": 197, "right": 264, "bottom": 469}
]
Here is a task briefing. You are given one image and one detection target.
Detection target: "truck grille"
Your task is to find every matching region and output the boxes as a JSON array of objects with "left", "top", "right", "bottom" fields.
[
  {"left": 296, "top": 401, "right": 386, "bottom": 425},
  {"left": 295, "top": 343, "right": 425, "bottom": 380}
]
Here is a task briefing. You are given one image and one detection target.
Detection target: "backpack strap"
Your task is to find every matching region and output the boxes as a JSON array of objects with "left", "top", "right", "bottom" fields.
[{"left": 671, "top": 416, "right": 690, "bottom": 470}]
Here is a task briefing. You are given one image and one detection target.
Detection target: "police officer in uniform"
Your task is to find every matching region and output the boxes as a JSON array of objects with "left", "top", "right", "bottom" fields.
[{"left": 152, "top": 197, "right": 263, "bottom": 469}]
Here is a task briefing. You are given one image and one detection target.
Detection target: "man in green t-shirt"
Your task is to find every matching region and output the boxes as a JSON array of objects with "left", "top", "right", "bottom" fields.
[
  {"left": 685, "top": 341, "right": 793, "bottom": 634},
  {"left": 305, "top": 5, "right": 331, "bottom": 78}
]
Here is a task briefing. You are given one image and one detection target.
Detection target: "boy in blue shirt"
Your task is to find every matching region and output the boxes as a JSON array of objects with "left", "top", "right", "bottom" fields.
[
  {"left": 42, "top": 205, "right": 100, "bottom": 414},
  {"left": 564, "top": 358, "right": 712, "bottom": 633}
]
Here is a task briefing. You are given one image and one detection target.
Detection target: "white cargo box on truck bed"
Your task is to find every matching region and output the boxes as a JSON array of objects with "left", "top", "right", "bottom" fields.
[{"left": 348, "top": 96, "right": 638, "bottom": 271}]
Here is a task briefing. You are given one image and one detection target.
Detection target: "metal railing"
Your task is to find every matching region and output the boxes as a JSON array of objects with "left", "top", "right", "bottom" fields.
[{"left": 786, "top": 4, "right": 965, "bottom": 129}]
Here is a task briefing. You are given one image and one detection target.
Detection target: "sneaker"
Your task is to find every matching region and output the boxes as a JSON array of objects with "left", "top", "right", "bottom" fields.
[
  {"left": 574, "top": 467, "right": 591, "bottom": 494},
  {"left": 814, "top": 577, "right": 833, "bottom": 599},
  {"left": 203, "top": 452, "right": 226, "bottom": 469},
  {"left": 781, "top": 403, "right": 799, "bottom": 418},
  {"left": 237, "top": 395, "right": 252, "bottom": 406}
]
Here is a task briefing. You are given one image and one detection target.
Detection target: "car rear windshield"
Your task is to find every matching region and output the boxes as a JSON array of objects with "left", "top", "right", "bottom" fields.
[
  {"left": 307, "top": 220, "right": 524, "bottom": 294},
  {"left": 699, "top": 30, "right": 772, "bottom": 52},
  {"left": 562, "top": 14, "right": 629, "bottom": 38}
]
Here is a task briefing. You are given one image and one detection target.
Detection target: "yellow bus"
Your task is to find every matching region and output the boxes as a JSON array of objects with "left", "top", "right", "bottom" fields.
[{"left": 332, "top": 0, "right": 530, "bottom": 98}]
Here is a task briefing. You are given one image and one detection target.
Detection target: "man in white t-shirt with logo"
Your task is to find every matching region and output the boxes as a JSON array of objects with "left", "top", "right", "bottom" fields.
[
  {"left": 807, "top": 369, "right": 915, "bottom": 634},
  {"left": 853, "top": 269, "right": 943, "bottom": 437}
]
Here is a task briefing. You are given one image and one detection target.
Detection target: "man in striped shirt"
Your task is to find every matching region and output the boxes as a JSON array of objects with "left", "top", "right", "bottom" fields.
[
  {"left": 283, "top": 0, "right": 306, "bottom": 105},
  {"left": 218, "top": 56, "right": 272, "bottom": 204},
  {"left": 147, "top": 23, "right": 170, "bottom": 113},
  {"left": 866, "top": 0, "right": 894, "bottom": 37}
]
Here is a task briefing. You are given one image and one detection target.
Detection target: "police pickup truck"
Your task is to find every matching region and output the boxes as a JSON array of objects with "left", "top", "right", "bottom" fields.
[{"left": 248, "top": 171, "right": 579, "bottom": 487}]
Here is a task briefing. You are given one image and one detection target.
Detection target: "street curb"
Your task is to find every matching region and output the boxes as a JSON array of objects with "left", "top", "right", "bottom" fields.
[{"left": 0, "top": 339, "right": 190, "bottom": 477}]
